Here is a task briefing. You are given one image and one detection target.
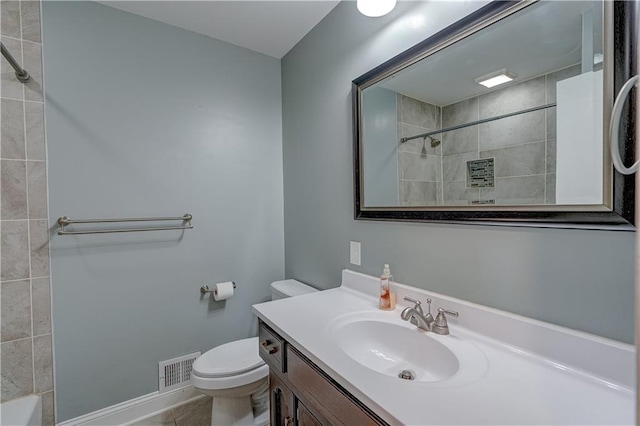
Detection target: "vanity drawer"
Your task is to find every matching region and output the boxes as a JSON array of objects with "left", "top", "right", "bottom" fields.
[
  {"left": 258, "top": 321, "right": 284, "bottom": 372},
  {"left": 286, "top": 346, "right": 385, "bottom": 426}
]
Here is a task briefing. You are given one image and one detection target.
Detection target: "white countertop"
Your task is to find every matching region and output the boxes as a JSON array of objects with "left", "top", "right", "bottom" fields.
[{"left": 252, "top": 270, "right": 635, "bottom": 425}]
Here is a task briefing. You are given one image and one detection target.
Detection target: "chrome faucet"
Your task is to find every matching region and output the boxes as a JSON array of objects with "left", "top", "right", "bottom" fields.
[
  {"left": 401, "top": 297, "right": 458, "bottom": 335},
  {"left": 401, "top": 297, "right": 433, "bottom": 331}
]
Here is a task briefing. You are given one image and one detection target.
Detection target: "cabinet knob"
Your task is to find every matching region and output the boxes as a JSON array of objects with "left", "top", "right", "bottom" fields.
[
  {"left": 261, "top": 340, "right": 271, "bottom": 347},
  {"left": 284, "top": 416, "right": 293, "bottom": 426},
  {"left": 269, "top": 347, "right": 278, "bottom": 355}
]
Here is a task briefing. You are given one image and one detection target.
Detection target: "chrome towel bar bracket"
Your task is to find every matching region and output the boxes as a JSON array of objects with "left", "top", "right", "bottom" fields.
[{"left": 56, "top": 214, "right": 193, "bottom": 235}]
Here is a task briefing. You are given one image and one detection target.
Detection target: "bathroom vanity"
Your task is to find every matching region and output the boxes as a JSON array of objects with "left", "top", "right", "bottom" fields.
[{"left": 252, "top": 270, "right": 634, "bottom": 425}]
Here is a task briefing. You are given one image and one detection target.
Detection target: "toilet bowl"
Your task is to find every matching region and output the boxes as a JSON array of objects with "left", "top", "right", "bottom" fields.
[{"left": 191, "top": 279, "right": 317, "bottom": 426}]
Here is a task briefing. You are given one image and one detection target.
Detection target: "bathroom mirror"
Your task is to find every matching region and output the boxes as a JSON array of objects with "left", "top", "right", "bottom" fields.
[{"left": 353, "top": 0, "right": 636, "bottom": 228}]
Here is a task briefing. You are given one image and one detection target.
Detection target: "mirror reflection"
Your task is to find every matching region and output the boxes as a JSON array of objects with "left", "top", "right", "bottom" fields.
[{"left": 361, "top": 1, "right": 604, "bottom": 208}]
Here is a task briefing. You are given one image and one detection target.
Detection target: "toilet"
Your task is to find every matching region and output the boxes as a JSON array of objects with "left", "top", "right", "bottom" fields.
[{"left": 191, "top": 279, "right": 318, "bottom": 426}]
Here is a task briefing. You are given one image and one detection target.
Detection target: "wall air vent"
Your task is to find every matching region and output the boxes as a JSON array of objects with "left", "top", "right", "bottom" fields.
[{"left": 158, "top": 352, "right": 201, "bottom": 393}]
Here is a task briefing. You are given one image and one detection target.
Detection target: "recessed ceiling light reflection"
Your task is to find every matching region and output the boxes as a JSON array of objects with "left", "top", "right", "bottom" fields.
[{"left": 475, "top": 69, "right": 517, "bottom": 88}]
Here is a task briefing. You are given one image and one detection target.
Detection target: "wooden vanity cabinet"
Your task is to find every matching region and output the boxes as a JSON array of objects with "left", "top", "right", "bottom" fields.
[
  {"left": 297, "top": 401, "right": 323, "bottom": 426},
  {"left": 258, "top": 321, "right": 388, "bottom": 426},
  {"left": 269, "top": 371, "right": 295, "bottom": 426}
]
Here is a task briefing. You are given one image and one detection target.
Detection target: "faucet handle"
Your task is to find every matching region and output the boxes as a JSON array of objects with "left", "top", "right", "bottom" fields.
[
  {"left": 437, "top": 308, "right": 458, "bottom": 319},
  {"left": 403, "top": 296, "right": 421, "bottom": 305},
  {"left": 434, "top": 308, "right": 458, "bottom": 326},
  {"left": 433, "top": 308, "right": 459, "bottom": 335},
  {"left": 403, "top": 297, "right": 424, "bottom": 315}
]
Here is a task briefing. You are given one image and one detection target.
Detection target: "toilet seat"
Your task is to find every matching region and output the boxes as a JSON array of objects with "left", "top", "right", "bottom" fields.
[
  {"left": 191, "top": 337, "right": 268, "bottom": 391},
  {"left": 193, "top": 337, "right": 264, "bottom": 378}
]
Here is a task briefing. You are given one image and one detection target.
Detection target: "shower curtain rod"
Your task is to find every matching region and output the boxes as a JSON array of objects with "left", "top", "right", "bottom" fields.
[
  {"left": 399, "top": 102, "right": 556, "bottom": 144},
  {"left": 0, "top": 42, "right": 30, "bottom": 83}
]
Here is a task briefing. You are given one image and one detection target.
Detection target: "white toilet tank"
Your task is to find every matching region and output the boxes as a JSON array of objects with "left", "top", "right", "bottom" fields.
[{"left": 270, "top": 279, "right": 317, "bottom": 300}]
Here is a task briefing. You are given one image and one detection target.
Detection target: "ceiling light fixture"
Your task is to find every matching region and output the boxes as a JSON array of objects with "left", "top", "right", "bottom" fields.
[
  {"left": 357, "top": 0, "right": 397, "bottom": 18},
  {"left": 475, "top": 69, "right": 517, "bottom": 88}
]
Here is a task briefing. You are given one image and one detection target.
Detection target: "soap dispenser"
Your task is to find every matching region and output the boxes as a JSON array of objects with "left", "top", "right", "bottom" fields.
[{"left": 379, "top": 264, "right": 396, "bottom": 310}]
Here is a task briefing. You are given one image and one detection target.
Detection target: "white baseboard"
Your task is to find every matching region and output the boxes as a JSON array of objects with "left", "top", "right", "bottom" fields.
[{"left": 56, "top": 386, "right": 206, "bottom": 426}]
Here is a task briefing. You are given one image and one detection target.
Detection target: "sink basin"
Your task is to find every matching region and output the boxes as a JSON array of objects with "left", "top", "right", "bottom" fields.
[
  {"left": 327, "top": 312, "right": 488, "bottom": 386},
  {"left": 333, "top": 319, "right": 459, "bottom": 382}
]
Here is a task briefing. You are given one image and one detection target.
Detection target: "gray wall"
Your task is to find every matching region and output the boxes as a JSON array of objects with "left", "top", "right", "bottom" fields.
[
  {"left": 282, "top": 2, "right": 635, "bottom": 343},
  {"left": 0, "top": 0, "right": 55, "bottom": 424},
  {"left": 42, "top": 2, "right": 284, "bottom": 420},
  {"left": 362, "top": 87, "right": 398, "bottom": 206}
]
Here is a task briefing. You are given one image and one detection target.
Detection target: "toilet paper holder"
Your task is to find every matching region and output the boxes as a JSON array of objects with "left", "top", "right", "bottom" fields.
[{"left": 200, "top": 282, "right": 236, "bottom": 296}]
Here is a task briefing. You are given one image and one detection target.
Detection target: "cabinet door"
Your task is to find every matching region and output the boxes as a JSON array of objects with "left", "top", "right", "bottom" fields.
[
  {"left": 297, "top": 401, "right": 323, "bottom": 426},
  {"left": 286, "top": 346, "right": 385, "bottom": 425},
  {"left": 270, "top": 371, "right": 295, "bottom": 426}
]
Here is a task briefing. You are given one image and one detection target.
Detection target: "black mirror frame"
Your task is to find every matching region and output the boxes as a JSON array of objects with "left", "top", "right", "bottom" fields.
[{"left": 352, "top": 1, "right": 636, "bottom": 230}]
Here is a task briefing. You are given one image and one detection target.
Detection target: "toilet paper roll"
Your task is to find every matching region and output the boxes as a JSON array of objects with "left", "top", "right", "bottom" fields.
[{"left": 213, "top": 281, "right": 234, "bottom": 301}]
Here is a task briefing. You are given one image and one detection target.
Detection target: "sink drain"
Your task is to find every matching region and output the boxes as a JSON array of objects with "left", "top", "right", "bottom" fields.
[{"left": 398, "top": 369, "right": 415, "bottom": 381}]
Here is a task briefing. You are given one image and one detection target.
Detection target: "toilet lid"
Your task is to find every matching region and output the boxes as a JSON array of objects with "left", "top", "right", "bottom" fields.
[
  {"left": 192, "top": 337, "right": 265, "bottom": 378},
  {"left": 271, "top": 279, "right": 317, "bottom": 297}
]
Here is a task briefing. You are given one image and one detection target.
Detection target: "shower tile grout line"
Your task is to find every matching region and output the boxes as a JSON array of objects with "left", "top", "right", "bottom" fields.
[
  {"left": 1, "top": 274, "right": 50, "bottom": 284},
  {"left": 0, "top": 34, "right": 41, "bottom": 46},
  {"left": 0, "top": 96, "right": 44, "bottom": 104},
  {"left": 0, "top": 158, "right": 46, "bottom": 162},
  {"left": 1, "top": 217, "right": 49, "bottom": 222},
  {"left": 1, "top": 332, "right": 52, "bottom": 345}
]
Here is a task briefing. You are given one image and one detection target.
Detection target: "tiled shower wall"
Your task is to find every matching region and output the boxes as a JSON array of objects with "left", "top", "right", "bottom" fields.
[
  {"left": 397, "top": 94, "right": 442, "bottom": 205},
  {"left": 398, "top": 64, "right": 581, "bottom": 205},
  {"left": 0, "top": 1, "right": 54, "bottom": 424}
]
